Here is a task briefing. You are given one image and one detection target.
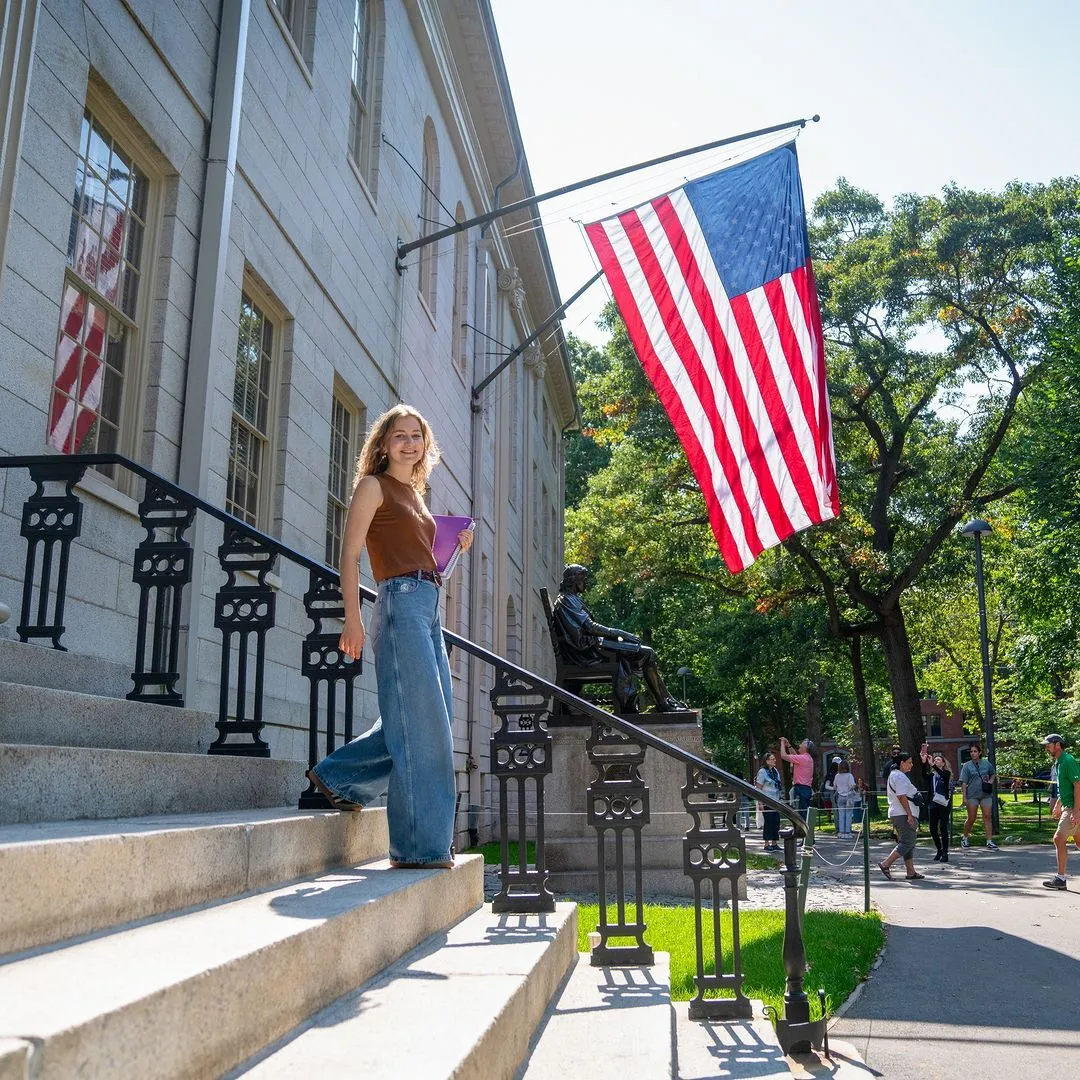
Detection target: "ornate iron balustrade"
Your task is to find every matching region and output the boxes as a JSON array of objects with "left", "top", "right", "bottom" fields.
[{"left": 0, "top": 453, "right": 819, "bottom": 1049}]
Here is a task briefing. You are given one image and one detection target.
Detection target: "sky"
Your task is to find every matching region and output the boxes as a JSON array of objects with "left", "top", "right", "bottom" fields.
[{"left": 488, "top": 0, "right": 1080, "bottom": 344}]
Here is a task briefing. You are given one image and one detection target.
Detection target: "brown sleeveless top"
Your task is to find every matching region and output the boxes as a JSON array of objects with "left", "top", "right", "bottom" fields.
[{"left": 366, "top": 472, "right": 437, "bottom": 583}]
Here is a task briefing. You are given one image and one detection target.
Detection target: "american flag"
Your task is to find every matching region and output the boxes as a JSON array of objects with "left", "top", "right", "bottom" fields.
[{"left": 585, "top": 143, "right": 839, "bottom": 573}]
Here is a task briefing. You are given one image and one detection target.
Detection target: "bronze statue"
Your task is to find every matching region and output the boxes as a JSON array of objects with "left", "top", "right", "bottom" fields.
[{"left": 551, "top": 564, "right": 688, "bottom": 714}]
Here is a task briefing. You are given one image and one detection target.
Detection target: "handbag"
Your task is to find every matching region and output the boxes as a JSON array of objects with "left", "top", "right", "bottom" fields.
[
  {"left": 932, "top": 792, "right": 950, "bottom": 806},
  {"left": 982, "top": 780, "right": 994, "bottom": 795}
]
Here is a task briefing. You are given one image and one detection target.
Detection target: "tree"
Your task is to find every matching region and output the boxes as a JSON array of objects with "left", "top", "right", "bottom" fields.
[{"left": 785, "top": 177, "right": 1080, "bottom": 782}]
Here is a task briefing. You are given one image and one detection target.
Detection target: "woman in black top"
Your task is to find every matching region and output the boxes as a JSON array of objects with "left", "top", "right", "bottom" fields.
[{"left": 920, "top": 744, "right": 953, "bottom": 862}]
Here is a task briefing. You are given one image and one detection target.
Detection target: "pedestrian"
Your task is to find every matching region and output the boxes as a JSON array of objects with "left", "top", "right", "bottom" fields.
[
  {"left": 878, "top": 752, "right": 925, "bottom": 881},
  {"left": 833, "top": 759, "right": 858, "bottom": 838},
  {"left": 959, "top": 742, "right": 998, "bottom": 850},
  {"left": 755, "top": 751, "right": 783, "bottom": 853},
  {"left": 821, "top": 755, "right": 840, "bottom": 826},
  {"left": 305, "top": 405, "right": 473, "bottom": 870},
  {"left": 779, "top": 735, "right": 815, "bottom": 821},
  {"left": 1042, "top": 734, "right": 1080, "bottom": 890},
  {"left": 920, "top": 744, "right": 953, "bottom": 862},
  {"left": 880, "top": 743, "right": 901, "bottom": 784}
]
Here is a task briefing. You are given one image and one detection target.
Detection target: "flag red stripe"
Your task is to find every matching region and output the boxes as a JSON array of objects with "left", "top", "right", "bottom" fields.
[
  {"left": 651, "top": 195, "right": 793, "bottom": 541},
  {"left": 728, "top": 291, "right": 822, "bottom": 527},
  {"left": 584, "top": 219, "right": 747, "bottom": 569},
  {"left": 761, "top": 278, "right": 826, "bottom": 521},
  {"left": 619, "top": 204, "right": 769, "bottom": 555},
  {"left": 798, "top": 260, "right": 839, "bottom": 512}
]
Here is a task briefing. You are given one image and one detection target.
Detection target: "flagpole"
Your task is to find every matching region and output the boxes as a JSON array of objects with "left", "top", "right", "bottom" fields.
[
  {"left": 471, "top": 269, "right": 604, "bottom": 402},
  {"left": 396, "top": 115, "right": 819, "bottom": 270}
]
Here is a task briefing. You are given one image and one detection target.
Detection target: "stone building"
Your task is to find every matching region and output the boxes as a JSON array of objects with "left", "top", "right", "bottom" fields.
[{"left": 0, "top": 0, "right": 575, "bottom": 847}]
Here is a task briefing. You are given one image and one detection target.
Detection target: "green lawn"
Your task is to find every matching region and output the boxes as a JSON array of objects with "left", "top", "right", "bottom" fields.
[
  {"left": 575, "top": 903, "right": 883, "bottom": 1017},
  {"left": 464, "top": 839, "right": 537, "bottom": 865},
  {"left": 821, "top": 793, "right": 1059, "bottom": 844}
]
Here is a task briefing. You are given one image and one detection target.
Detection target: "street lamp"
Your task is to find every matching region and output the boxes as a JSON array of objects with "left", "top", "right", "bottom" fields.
[
  {"left": 961, "top": 518, "right": 999, "bottom": 833},
  {"left": 677, "top": 666, "right": 691, "bottom": 703}
]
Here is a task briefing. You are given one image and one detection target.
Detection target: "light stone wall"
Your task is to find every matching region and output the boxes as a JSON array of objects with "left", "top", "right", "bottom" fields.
[{"left": 0, "top": 0, "right": 573, "bottom": 847}]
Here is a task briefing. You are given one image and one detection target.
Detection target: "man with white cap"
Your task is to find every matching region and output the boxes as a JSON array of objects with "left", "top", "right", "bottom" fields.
[{"left": 1042, "top": 734, "right": 1080, "bottom": 890}]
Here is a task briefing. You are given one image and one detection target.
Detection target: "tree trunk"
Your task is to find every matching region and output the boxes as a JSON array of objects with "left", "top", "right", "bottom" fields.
[
  {"left": 805, "top": 678, "right": 825, "bottom": 776},
  {"left": 849, "top": 635, "right": 881, "bottom": 817},
  {"left": 879, "top": 602, "right": 927, "bottom": 788}
]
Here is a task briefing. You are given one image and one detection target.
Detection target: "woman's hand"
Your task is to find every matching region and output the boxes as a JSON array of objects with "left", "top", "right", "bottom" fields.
[
  {"left": 339, "top": 617, "right": 365, "bottom": 662},
  {"left": 457, "top": 528, "right": 474, "bottom": 553}
]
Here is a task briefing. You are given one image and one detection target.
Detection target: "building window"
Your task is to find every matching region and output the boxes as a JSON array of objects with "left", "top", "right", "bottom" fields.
[
  {"left": 272, "top": 0, "right": 317, "bottom": 69},
  {"left": 48, "top": 108, "right": 150, "bottom": 476},
  {"left": 451, "top": 202, "right": 469, "bottom": 371},
  {"left": 226, "top": 289, "right": 278, "bottom": 527},
  {"left": 348, "top": 0, "right": 383, "bottom": 193},
  {"left": 326, "top": 389, "right": 363, "bottom": 567},
  {"left": 417, "top": 118, "right": 440, "bottom": 317}
]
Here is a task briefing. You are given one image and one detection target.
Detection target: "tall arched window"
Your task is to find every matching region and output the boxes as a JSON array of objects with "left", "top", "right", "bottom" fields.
[
  {"left": 451, "top": 202, "right": 469, "bottom": 371},
  {"left": 417, "top": 118, "right": 440, "bottom": 317},
  {"left": 348, "top": 0, "right": 384, "bottom": 195}
]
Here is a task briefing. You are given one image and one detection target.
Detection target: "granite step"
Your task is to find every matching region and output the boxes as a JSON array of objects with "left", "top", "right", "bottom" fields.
[
  {"left": 0, "top": 855, "right": 484, "bottom": 1079},
  {"left": 0, "top": 743, "right": 305, "bottom": 825},
  {"left": 227, "top": 902, "right": 578, "bottom": 1080},
  {"left": 0, "top": 806, "right": 389, "bottom": 955},
  {"left": 0, "top": 680, "right": 215, "bottom": 753},
  {"left": 0, "top": 637, "right": 132, "bottom": 699}
]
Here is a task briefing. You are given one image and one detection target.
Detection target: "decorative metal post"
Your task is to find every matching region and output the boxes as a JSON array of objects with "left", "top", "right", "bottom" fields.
[
  {"left": 587, "top": 719, "right": 653, "bottom": 966},
  {"left": 210, "top": 523, "right": 277, "bottom": 756},
  {"left": 299, "top": 569, "right": 363, "bottom": 808},
  {"left": 683, "top": 763, "right": 750, "bottom": 1018},
  {"left": 489, "top": 671, "right": 554, "bottom": 913},
  {"left": 128, "top": 480, "right": 195, "bottom": 704},
  {"left": 16, "top": 461, "right": 88, "bottom": 649},
  {"left": 770, "top": 826, "right": 825, "bottom": 1054}
]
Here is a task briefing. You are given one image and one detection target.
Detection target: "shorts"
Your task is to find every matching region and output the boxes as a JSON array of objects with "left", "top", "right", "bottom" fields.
[
  {"left": 1055, "top": 806, "right": 1080, "bottom": 841},
  {"left": 966, "top": 797, "right": 993, "bottom": 809}
]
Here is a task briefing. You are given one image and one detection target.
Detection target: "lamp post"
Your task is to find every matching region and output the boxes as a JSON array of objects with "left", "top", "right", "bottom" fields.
[
  {"left": 677, "top": 666, "right": 691, "bottom": 704},
  {"left": 961, "top": 518, "right": 999, "bottom": 834}
]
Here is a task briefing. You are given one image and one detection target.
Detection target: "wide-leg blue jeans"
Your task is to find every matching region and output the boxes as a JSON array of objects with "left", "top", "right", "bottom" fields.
[{"left": 311, "top": 576, "right": 455, "bottom": 865}]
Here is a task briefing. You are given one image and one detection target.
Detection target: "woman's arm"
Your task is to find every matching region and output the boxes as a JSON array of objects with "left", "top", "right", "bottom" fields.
[{"left": 338, "top": 476, "right": 383, "bottom": 661}]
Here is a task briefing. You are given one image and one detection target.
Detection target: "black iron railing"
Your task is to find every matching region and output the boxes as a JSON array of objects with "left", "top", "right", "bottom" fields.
[{"left": 0, "top": 453, "right": 820, "bottom": 1048}]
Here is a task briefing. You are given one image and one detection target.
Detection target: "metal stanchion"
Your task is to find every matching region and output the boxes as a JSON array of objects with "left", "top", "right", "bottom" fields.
[
  {"left": 862, "top": 808, "right": 871, "bottom": 913},
  {"left": 798, "top": 807, "right": 816, "bottom": 922}
]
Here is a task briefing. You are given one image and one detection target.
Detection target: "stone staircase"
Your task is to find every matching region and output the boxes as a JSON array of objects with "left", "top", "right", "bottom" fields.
[{"left": 0, "top": 637, "right": 833, "bottom": 1079}]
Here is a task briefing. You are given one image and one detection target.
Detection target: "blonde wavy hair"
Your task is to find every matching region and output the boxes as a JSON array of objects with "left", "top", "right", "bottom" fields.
[{"left": 355, "top": 404, "right": 441, "bottom": 493}]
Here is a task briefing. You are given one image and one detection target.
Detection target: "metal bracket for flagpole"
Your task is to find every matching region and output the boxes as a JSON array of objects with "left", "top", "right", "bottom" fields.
[
  {"left": 472, "top": 269, "right": 604, "bottom": 406},
  {"left": 396, "top": 115, "right": 819, "bottom": 272}
]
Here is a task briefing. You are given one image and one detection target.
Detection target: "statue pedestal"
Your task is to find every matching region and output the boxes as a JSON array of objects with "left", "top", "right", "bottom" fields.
[{"left": 544, "top": 714, "right": 747, "bottom": 901}]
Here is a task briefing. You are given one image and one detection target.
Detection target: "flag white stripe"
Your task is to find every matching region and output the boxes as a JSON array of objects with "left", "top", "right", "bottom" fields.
[
  {"left": 600, "top": 214, "right": 757, "bottom": 568},
  {"left": 667, "top": 192, "right": 802, "bottom": 542},
  {"left": 635, "top": 196, "right": 784, "bottom": 550}
]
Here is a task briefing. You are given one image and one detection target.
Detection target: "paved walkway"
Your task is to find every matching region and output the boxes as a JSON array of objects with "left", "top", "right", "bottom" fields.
[{"left": 815, "top": 836, "right": 1080, "bottom": 1079}]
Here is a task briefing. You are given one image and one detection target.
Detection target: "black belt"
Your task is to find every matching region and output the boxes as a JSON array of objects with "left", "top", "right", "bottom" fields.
[{"left": 385, "top": 569, "right": 442, "bottom": 587}]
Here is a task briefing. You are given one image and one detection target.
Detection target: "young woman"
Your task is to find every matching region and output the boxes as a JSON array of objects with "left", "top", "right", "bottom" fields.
[
  {"left": 920, "top": 744, "right": 953, "bottom": 862},
  {"left": 755, "top": 751, "right": 784, "bottom": 852},
  {"left": 832, "top": 759, "right": 858, "bottom": 838},
  {"left": 306, "top": 405, "right": 473, "bottom": 869},
  {"left": 879, "top": 752, "right": 925, "bottom": 881}
]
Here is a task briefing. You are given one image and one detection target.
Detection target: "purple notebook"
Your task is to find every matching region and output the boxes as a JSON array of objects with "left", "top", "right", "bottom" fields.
[{"left": 432, "top": 514, "right": 474, "bottom": 575}]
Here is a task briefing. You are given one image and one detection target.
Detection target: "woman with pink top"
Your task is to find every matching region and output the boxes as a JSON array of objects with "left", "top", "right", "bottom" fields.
[{"left": 779, "top": 735, "right": 816, "bottom": 822}]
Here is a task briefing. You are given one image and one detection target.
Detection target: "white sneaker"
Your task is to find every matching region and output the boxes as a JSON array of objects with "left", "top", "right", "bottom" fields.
[
  {"left": 961, "top": 836, "right": 970, "bottom": 848},
  {"left": 986, "top": 840, "right": 999, "bottom": 850}
]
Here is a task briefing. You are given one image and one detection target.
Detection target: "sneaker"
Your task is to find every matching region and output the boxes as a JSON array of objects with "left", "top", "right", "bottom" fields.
[
  {"left": 961, "top": 836, "right": 970, "bottom": 848},
  {"left": 940, "top": 855, "right": 949, "bottom": 863},
  {"left": 1043, "top": 877, "right": 1068, "bottom": 890},
  {"left": 986, "top": 840, "right": 999, "bottom": 850},
  {"left": 932, "top": 852, "right": 942, "bottom": 862}
]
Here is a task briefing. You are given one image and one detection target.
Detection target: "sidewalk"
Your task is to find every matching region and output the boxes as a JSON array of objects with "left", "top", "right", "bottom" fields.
[{"left": 815, "top": 836, "right": 1080, "bottom": 1079}]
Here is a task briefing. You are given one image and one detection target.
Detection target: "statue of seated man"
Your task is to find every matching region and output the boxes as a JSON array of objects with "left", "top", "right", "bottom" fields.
[{"left": 551, "top": 564, "right": 688, "bottom": 714}]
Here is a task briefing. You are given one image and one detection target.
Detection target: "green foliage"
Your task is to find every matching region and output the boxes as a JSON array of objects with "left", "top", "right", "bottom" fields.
[{"left": 563, "top": 176, "right": 1080, "bottom": 777}]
